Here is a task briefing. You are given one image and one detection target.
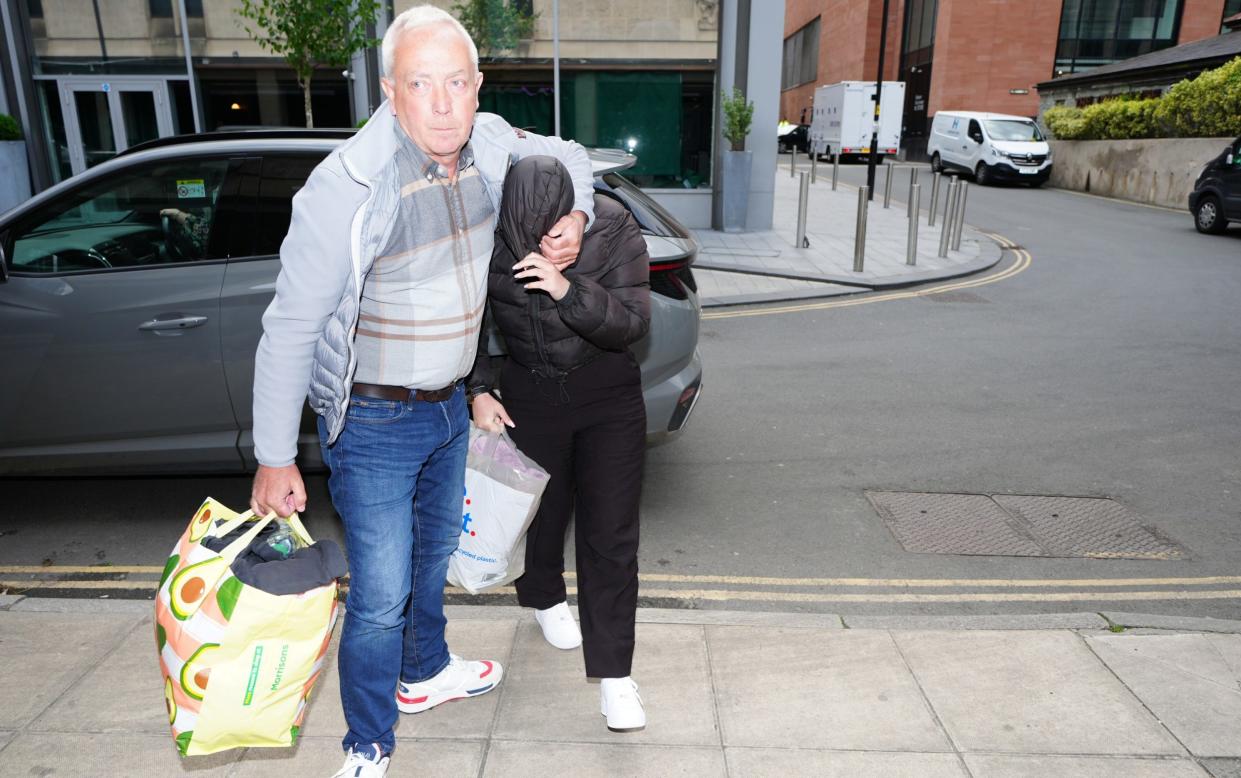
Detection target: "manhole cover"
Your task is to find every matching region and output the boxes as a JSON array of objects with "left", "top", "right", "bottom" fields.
[
  {"left": 866, "top": 491, "right": 1185, "bottom": 559},
  {"left": 866, "top": 492, "right": 1045, "bottom": 557},
  {"left": 992, "top": 495, "right": 1183, "bottom": 560}
]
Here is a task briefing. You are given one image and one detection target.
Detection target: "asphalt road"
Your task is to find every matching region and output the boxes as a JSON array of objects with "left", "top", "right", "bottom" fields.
[{"left": 4, "top": 164, "right": 1240, "bottom": 620}]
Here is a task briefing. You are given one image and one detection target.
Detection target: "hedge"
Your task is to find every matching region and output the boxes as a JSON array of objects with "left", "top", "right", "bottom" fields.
[
  {"left": 0, "top": 113, "right": 21, "bottom": 141},
  {"left": 1043, "top": 55, "right": 1241, "bottom": 140}
]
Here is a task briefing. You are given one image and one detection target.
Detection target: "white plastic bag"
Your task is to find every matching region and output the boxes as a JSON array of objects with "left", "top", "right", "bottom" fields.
[{"left": 447, "top": 425, "right": 550, "bottom": 594}]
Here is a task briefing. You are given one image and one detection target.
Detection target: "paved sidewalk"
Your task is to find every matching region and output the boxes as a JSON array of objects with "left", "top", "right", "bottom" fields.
[
  {"left": 694, "top": 161, "right": 1004, "bottom": 308},
  {"left": 2, "top": 597, "right": 1239, "bottom": 777}
]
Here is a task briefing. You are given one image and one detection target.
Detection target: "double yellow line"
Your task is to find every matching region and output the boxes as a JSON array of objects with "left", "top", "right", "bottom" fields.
[
  {"left": 702, "top": 232, "right": 1030, "bottom": 321},
  {"left": 4, "top": 566, "right": 1239, "bottom": 605}
]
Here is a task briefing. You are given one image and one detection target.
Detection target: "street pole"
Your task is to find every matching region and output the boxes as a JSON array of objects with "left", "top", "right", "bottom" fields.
[
  {"left": 865, "top": 0, "right": 891, "bottom": 201},
  {"left": 552, "top": 0, "right": 561, "bottom": 137},
  {"left": 177, "top": 0, "right": 202, "bottom": 133}
]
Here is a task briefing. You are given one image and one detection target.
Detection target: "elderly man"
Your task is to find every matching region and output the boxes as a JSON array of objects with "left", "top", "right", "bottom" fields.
[{"left": 248, "top": 6, "right": 596, "bottom": 777}]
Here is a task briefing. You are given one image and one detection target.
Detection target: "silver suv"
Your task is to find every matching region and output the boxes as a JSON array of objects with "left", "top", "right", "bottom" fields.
[{"left": 0, "top": 132, "right": 702, "bottom": 474}]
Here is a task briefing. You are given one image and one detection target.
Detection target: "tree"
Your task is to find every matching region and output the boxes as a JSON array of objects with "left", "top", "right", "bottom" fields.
[
  {"left": 235, "top": 0, "right": 379, "bottom": 128},
  {"left": 451, "top": 0, "right": 536, "bottom": 58},
  {"left": 721, "top": 88, "right": 754, "bottom": 152}
]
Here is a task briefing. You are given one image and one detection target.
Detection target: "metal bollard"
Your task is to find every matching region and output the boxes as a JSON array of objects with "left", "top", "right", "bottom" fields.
[
  {"left": 854, "top": 186, "right": 869, "bottom": 272},
  {"left": 795, "top": 172, "right": 810, "bottom": 249},
  {"left": 952, "top": 181, "right": 969, "bottom": 251},
  {"left": 831, "top": 152, "right": 840, "bottom": 191},
  {"left": 883, "top": 162, "right": 894, "bottom": 209},
  {"left": 790, "top": 147, "right": 797, "bottom": 178},
  {"left": 907, "top": 167, "right": 919, "bottom": 219},
  {"left": 938, "top": 180, "right": 958, "bottom": 258},
  {"left": 928, "top": 171, "right": 942, "bottom": 227},
  {"left": 810, "top": 151, "right": 818, "bottom": 184},
  {"left": 907, "top": 183, "right": 921, "bottom": 265}
]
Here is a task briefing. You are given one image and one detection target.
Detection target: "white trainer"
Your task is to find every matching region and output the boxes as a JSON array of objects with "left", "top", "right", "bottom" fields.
[
  {"left": 395, "top": 654, "right": 503, "bottom": 714},
  {"left": 534, "top": 601, "right": 583, "bottom": 650},
  {"left": 331, "top": 743, "right": 389, "bottom": 777},
  {"left": 600, "top": 676, "right": 646, "bottom": 732}
]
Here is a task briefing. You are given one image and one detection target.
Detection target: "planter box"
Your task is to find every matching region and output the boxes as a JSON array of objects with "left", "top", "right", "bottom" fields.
[
  {"left": 0, "top": 141, "right": 31, "bottom": 216},
  {"left": 721, "top": 149, "right": 752, "bottom": 232},
  {"left": 1048, "top": 137, "right": 1234, "bottom": 210}
]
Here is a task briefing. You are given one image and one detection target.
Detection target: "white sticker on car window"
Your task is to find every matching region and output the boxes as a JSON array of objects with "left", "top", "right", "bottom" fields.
[{"left": 176, "top": 179, "right": 206, "bottom": 198}]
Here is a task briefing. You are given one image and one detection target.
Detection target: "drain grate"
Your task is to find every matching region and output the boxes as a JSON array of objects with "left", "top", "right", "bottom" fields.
[{"left": 866, "top": 491, "right": 1185, "bottom": 559}]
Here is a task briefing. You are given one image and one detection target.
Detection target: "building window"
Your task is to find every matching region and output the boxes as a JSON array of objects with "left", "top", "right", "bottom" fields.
[
  {"left": 781, "top": 18, "right": 820, "bottom": 91},
  {"left": 1054, "top": 0, "right": 1183, "bottom": 76},
  {"left": 148, "top": 0, "right": 202, "bottom": 17},
  {"left": 1224, "top": 0, "right": 1241, "bottom": 31}
]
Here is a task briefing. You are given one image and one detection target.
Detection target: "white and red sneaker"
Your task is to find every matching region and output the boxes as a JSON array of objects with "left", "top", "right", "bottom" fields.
[{"left": 395, "top": 654, "right": 503, "bottom": 714}]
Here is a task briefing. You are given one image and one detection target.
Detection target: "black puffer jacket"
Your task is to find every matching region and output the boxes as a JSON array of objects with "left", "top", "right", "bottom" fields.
[{"left": 468, "top": 156, "right": 650, "bottom": 393}]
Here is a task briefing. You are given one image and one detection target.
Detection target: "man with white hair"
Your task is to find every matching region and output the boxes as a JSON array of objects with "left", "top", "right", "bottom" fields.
[{"left": 248, "top": 6, "right": 597, "bottom": 776}]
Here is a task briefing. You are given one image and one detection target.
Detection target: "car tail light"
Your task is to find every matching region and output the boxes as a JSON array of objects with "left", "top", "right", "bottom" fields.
[
  {"left": 649, "top": 258, "right": 697, "bottom": 300},
  {"left": 667, "top": 378, "right": 701, "bottom": 432}
]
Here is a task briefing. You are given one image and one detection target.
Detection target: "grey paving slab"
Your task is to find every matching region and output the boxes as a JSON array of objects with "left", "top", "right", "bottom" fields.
[
  {"left": 32, "top": 615, "right": 169, "bottom": 735},
  {"left": 233, "top": 735, "right": 484, "bottom": 777},
  {"left": 1102, "top": 611, "right": 1241, "bottom": 634},
  {"left": 1202, "top": 758, "right": 1241, "bottom": 778},
  {"left": 708, "top": 627, "right": 950, "bottom": 752},
  {"left": 0, "top": 732, "right": 239, "bottom": 777},
  {"left": 492, "top": 621, "right": 718, "bottom": 746},
  {"left": 725, "top": 748, "right": 966, "bottom": 777},
  {"left": 12, "top": 596, "right": 152, "bottom": 614},
  {"left": 0, "top": 611, "right": 138, "bottom": 729},
  {"left": 0, "top": 730, "right": 12, "bottom": 751},
  {"left": 307, "top": 617, "right": 518, "bottom": 742},
  {"left": 636, "top": 607, "right": 843, "bottom": 629},
  {"left": 964, "top": 754, "right": 1209, "bottom": 777},
  {"left": 482, "top": 741, "right": 726, "bottom": 777},
  {"left": 893, "top": 630, "right": 1182, "bottom": 756},
  {"left": 843, "top": 612, "right": 1109, "bottom": 631},
  {"left": 0, "top": 595, "right": 23, "bottom": 609},
  {"left": 1087, "top": 634, "right": 1241, "bottom": 756}
]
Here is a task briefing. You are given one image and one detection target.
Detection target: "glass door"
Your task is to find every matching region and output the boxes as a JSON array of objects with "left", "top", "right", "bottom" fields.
[{"left": 57, "top": 78, "right": 175, "bottom": 176}]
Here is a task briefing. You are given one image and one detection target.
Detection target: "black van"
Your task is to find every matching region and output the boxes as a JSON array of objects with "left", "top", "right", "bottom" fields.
[{"left": 1188, "top": 136, "right": 1241, "bottom": 234}]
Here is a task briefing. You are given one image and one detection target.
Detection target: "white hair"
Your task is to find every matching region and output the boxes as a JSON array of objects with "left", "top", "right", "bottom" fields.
[{"left": 382, "top": 5, "right": 479, "bottom": 78}]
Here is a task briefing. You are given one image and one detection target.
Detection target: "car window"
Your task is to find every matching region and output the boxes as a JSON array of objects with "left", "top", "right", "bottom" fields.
[
  {"left": 967, "top": 120, "right": 984, "bottom": 142},
  {"left": 983, "top": 120, "right": 1044, "bottom": 142},
  {"left": 8, "top": 158, "right": 233, "bottom": 274},
  {"left": 252, "top": 153, "right": 329, "bottom": 258}
]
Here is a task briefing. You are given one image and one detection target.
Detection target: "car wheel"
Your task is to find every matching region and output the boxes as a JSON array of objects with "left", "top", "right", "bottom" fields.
[
  {"left": 975, "top": 163, "right": 991, "bottom": 186},
  {"left": 930, "top": 153, "right": 942, "bottom": 173},
  {"left": 1194, "top": 195, "right": 1228, "bottom": 235}
]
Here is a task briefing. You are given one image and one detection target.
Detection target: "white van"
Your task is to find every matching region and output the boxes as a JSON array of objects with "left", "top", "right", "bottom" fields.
[{"left": 928, "top": 111, "right": 1052, "bottom": 186}]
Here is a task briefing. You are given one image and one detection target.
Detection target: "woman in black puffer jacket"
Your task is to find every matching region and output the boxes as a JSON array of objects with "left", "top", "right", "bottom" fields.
[{"left": 468, "top": 155, "right": 650, "bottom": 732}]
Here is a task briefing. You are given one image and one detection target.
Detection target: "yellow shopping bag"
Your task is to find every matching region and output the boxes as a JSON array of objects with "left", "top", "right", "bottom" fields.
[{"left": 154, "top": 498, "right": 340, "bottom": 756}]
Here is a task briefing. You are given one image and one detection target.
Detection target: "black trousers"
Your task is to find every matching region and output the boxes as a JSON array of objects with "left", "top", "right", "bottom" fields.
[{"left": 500, "top": 351, "right": 645, "bottom": 678}]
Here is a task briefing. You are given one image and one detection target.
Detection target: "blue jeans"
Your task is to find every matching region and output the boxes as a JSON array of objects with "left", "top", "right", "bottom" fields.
[{"left": 318, "top": 384, "right": 468, "bottom": 755}]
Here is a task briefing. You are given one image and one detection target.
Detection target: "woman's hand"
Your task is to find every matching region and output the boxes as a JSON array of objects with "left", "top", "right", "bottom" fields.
[
  {"left": 514, "top": 252, "right": 572, "bottom": 301},
  {"left": 471, "top": 392, "right": 514, "bottom": 433}
]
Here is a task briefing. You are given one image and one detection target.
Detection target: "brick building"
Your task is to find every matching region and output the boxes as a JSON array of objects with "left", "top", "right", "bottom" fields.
[{"left": 782, "top": 0, "right": 1241, "bottom": 157}]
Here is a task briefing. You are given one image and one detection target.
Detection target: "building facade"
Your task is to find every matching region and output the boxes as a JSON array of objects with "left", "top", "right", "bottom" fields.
[{"left": 781, "top": 0, "right": 1239, "bottom": 157}]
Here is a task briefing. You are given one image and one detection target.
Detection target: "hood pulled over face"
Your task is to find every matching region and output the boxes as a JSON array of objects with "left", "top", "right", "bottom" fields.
[{"left": 498, "top": 155, "right": 575, "bottom": 260}]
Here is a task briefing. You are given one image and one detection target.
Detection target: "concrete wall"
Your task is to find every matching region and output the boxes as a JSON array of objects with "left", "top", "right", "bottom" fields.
[
  {"left": 1047, "top": 137, "right": 1234, "bottom": 209},
  {"left": 645, "top": 188, "right": 713, "bottom": 229}
]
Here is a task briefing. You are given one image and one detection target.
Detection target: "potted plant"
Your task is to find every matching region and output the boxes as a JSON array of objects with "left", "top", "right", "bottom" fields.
[
  {"left": 720, "top": 87, "right": 754, "bottom": 232},
  {"left": 0, "top": 113, "right": 30, "bottom": 215}
]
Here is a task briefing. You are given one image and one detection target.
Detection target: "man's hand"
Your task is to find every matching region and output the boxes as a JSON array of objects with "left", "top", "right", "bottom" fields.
[
  {"left": 514, "top": 252, "right": 572, "bottom": 300},
  {"left": 250, "top": 463, "right": 307, "bottom": 518},
  {"left": 539, "top": 210, "right": 587, "bottom": 269},
  {"left": 471, "top": 392, "right": 514, "bottom": 433}
]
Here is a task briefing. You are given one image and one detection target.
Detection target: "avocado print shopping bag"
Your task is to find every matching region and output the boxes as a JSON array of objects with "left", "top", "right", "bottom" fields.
[{"left": 154, "top": 498, "right": 339, "bottom": 756}]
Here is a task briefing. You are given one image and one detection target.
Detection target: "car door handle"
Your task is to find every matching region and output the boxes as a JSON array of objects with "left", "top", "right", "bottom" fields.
[{"left": 138, "top": 314, "right": 209, "bottom": 332}]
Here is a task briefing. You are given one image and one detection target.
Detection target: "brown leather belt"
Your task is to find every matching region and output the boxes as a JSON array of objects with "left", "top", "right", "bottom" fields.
[{"left": 352, "top": 381, "right": 458, "bottom": 403}]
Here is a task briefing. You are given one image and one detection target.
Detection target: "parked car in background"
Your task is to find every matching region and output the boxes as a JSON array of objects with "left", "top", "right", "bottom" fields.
[
  {"left": 929, "top": 111, "right": 1052, "bottom": 186},
  {"left": 0, "top": 132, "right": 702, "bottom": 475},
  {"left": 777, "top": 123, "right": 810, "bottom": 154},
  {"left": 1188, "top": 135, "right": 1241, "bottom": 235}
]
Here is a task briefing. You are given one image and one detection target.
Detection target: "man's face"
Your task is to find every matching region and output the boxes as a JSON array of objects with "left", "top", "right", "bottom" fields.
[{"left": 381, "top": 23, "right": 483, "bottom": 168}]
